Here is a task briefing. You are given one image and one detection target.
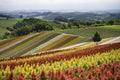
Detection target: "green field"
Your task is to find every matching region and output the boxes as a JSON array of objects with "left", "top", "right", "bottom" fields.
[
  {"left": 0, "top": 18, "right": 23, "bottom": 38},
  {"left": 54, "top": 27, "right": 120, "bottom": 39},
  {"left": 0, "top": 18, "right": 23, "bottom": 28},
  {"left": 0, "top": 27, "right": 9, "bottom": 38},
  {"left": 100, "top": 25, "right": 120, "bottom": 29}
]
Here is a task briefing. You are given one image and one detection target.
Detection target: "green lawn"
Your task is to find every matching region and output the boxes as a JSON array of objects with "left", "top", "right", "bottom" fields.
[{"left": 100, "top": 25, "right": 120, "bottom": 29}]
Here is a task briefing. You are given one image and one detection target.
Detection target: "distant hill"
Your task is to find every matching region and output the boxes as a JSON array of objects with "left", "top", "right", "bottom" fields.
[
  {"left": 0, "top": 10, "right": 120, "bottom": 21},
  {"left": 0, "top": 14, "right": 13, "bottom": 18}
]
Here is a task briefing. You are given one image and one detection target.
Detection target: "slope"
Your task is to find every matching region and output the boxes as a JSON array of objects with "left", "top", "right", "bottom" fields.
[{"left": 0, "top": 32, "right": 83, "bottom": 58}]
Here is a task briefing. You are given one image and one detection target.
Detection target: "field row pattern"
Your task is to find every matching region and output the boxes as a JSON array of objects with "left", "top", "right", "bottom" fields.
[
  {"left": 0, "top": 42, "right": 120, "bottom": 69},
  {"left": 0, "top": 49, "right": 120, "bottom": 79}
]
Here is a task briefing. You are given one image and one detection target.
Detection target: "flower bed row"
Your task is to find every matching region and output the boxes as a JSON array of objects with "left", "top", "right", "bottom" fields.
[
  {"left": 25, "top": 33, "right": 64, "bottom": 54},
  {"left": 1, "top": 48, "right": 120, "bottom": 79},
  {"left": 0, "top": 42, "right": 120, "bottom": 69},
  {"left": 13, "top": 32, "right": 57, "bottom": 56},
  {"left": 39, "top": 34, "right": 76, "bottom": 51},
  {"left": 0, "top": 33, "right": 40, "bottom": 57},
  {"left": 62, "top": 36, "right": 83, "bottom": 47}
]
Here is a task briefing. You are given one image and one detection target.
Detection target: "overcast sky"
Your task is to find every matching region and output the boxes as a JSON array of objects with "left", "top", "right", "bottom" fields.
[{"left": 0, "top": 0, "right": 120, "bottom": 12}]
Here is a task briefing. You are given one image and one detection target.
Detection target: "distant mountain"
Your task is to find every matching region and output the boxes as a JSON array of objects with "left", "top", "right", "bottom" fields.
[
  {"left": 0, "top": 10, "right": 120, "bottom": 21},
  {"left": 0, "top": 14, "right": 13, "bottom": 18}
]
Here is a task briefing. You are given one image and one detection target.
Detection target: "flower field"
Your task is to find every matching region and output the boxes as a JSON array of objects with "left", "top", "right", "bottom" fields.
[
  {"left": 0, "top": 32, "right": 83, "bottom": 58},
  {"left": 0, "top": 42, "right": 120, "bottom": 80}
]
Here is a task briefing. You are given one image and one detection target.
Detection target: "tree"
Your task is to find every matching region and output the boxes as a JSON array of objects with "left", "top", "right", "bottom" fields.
[
  {"left": 68, "top": 23, "right": 72, "bottom": 29},
  {"left": 107, "top": 20, "right": 114, "bottom": 25},
  {"left": 61, "top": 23, "right": 67, "bottom": 29},
  {"left": 92, "top": 32, "right": 102, "bottom": 45},
  {"left": 15, "top": 26, "right": 31, "bottom": 36},
  {"left": 54, "top": 16, "right": 68, "bottom": 22},
  {"left": 20, "top": 15, "right": 23, "bottom": 18},
  {"left": 2, "top": 32, "right": 10, "bottom": 39}
]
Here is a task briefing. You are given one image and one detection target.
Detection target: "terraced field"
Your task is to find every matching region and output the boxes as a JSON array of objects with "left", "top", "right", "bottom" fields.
[{"left": 0, "top": 32, "right": 83, "bottom": 58}]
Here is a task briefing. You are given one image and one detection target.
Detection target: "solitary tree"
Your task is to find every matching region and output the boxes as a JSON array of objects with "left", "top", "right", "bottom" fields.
[{"left": 92, "top": 32, "right": 102, "bottom": 45}]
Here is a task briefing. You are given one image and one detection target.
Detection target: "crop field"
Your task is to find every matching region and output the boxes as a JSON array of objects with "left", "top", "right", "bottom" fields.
[
  {"left": 0, "top": 20, "right": 120, "bottom": 80},
  {"left": 100, "top": 25, "right": 120, "bottom": 29},
  {"left": 55, "top": 27, "right": 120, "bottom": 39},
  {"left": 0, "top": 42, "right": 120, "bottom": 80},
  {"left": 0, "top": 1, "right": 120, "bottom": 80},
  {"left": 0, "top": 32, "right": 83, "bottom": 58}
]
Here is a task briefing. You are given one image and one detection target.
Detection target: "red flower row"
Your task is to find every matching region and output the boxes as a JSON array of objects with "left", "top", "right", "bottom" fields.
[{"left": 0, "top": 42, "right": 120, "bottom": 69}]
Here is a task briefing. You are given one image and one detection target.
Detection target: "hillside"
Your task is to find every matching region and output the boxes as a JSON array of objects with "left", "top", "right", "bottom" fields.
[
  {"left": 0, "top": 18, "right": 23, "bottom": 38},
  {"left": 100, "top": 25, "right": 120, "bottom": 29},
  {"left": 0, "top": 32, "right": 83, "bottom": 58},
  {"left": 55, "top": 27, "right": 120, "bottom": 39},
  {"left": 0, "top": 25, "right": 120, "bottom": 58}
]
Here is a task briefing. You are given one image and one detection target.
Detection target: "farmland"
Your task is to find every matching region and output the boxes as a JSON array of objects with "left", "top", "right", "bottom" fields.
[
  {"left": 55, "top": 27, "right": 120, "bottom": 39},
  {"left": 0, "top": 32, "right": 83, "bottom": 58},
  {"left": 0, "top": 14, "right": 120, "bottom": 80},
  {"left": 0, "top": 42, "right": 120, "bottom": 80},
  {"left": 1, "top": 26, "right": 119, "bottom": 59},
  {"left": 100, "top": 25, "right": 120, "bottom": 29}
]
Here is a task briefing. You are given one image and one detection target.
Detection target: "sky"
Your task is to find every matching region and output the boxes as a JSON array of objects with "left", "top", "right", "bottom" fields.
[{"left": 0, "top": 0, "right": 120, "bottom": 12}]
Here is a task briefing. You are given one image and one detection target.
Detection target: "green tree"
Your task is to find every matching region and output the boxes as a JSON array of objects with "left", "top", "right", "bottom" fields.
[
  {"left": 2, "top": 32, "right": 10, "bottom": 39},
  {"left": 61, "top": 23, "right": 67, "bottom": 29},
  {"left": 107, "top": 20, "right": 114, "bottom": 25},
  {"left": 15, "top": 26, "right": 31, "bottom": 36},
  {"left": 68, "top": 23, "right": 72, "bottom": 29},
  {"left": 92, "top": 32, "right": 102, "bottom": 45}
]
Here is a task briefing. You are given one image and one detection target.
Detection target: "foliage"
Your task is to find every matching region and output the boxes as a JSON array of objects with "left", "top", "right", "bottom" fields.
[
  {"left": 92, "top": 32, "right": 101, "bottom": 43},
  {"left": 10, "top": 18, "right": 54, "bottom": 36},
  {"left": 13, "top": 26, "right": 32, "bottom": 36},
  {"left": 54, "top": 16, "right": 68, "bottom": 22},
  {"left": 107, "top": 20, "right": 114, "bottom": 25}
]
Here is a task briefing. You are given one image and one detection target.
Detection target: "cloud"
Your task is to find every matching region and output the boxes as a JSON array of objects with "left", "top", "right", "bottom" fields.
[{"left": 0, "top": 0, "right": 120, "bottom": 11}]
